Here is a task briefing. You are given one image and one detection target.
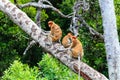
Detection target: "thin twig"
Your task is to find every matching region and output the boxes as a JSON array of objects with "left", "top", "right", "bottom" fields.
[
  {"left": 23, "top": 40, "right": 36, "bottom": 55},
  {"left": 77, "top": 15, "right": 104, "bottom": 40}
]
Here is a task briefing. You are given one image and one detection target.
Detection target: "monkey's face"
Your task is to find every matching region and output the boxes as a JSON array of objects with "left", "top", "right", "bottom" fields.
[
  {"left": 72, "top": 36, "right": 77, "bottom": 43},
  {"left": 48, "top": 21, "right": 53, "bottom": 27}
]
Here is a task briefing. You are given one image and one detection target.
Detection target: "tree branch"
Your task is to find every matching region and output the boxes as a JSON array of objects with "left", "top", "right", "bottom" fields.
[
  {"left": 41, "top": 0, "right": 53, "bottom": 6},
  {"left": 19, "top": 2, "right": 72, "bottom": 18},
  {"left": 77, "top": 15, "right": 104, "bottom": 40},
  {"left": 23, "top": 0, "right": 42, "bottom": 55},
  {"left": 20, "top": 0, "right": 103, "bottom": 40},
  {"left": 70, "top": 0, "right": 89, "bottom": 36},
  {"left": 23, "top": 40, "right": 36, "bottom": 55},
  {"left": 35, "top": 1, "right": 41, "bottom": 27},
  {"left": 0, "top": 0, "right": 108, "bottom": 80},
  {"left": 69, "top": 0, "right": 104, "bottom": 41},
  {"left": 69, "top": 0, "right": 82, "bottom": 36},
  {"left": 19, "top": 0, "right": 103, "bottom": 40}
]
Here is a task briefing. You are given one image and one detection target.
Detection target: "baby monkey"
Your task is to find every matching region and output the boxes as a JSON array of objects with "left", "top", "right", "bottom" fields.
[
  {"left": 48, "top": 21, "right": 62, "bottom": 42},
  {"left": 62, "top": 33, "right": 84, "bottom": 58},
  {"left": 62, "top": 33, "right": 73, "bottom": 48}
]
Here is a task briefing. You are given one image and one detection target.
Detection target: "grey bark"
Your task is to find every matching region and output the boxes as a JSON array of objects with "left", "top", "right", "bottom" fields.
[{"left": 99, "top": 0, "right": 120, "bottom": 80}]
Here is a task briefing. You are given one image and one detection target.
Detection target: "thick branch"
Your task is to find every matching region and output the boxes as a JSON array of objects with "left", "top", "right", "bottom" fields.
[
  {"left": 23, "top": 0, "right": 42, "bottom": 55},
  {"left": 0, "top": 0, "right": 108, "bottom": 80}
]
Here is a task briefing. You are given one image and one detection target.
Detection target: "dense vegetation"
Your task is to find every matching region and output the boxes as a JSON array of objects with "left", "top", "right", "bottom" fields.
[
  {"left": 0, "top": 0, "right": 120, "bottom": 79},
  {"left": 2, "top": 54, "right": 82, "bottom": 80}
]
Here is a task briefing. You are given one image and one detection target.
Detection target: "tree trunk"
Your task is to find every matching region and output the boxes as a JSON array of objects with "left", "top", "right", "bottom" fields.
[
  {"left": 99, "top": 0, "right": 120, "bottom": 80},
  {"left": 0, "top": 0, "right": 108, "bottom": 80}
]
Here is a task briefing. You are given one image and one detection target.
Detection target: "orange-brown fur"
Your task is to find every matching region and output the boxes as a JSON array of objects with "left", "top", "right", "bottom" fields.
[
  {"left": 48, "top": 21, "right": 62, "bottom": 42},
  {"left": 70, "top": 36, "right": 84, "bottom": 59},
  {"left": 62, "top": 33, "right": 73, "bottom": 48}
]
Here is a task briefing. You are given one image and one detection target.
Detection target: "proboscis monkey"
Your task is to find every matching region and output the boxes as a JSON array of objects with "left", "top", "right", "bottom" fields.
[
  {"left": 48, "top": 21, "right": 62, "bottom": 42},
  {"left": 62, "top": 33, "right": 73, "bottom": 48},
  {"left": 70, "top": 36, "right": 84, "bottom": 80},
  {"left": 70, "top": 36, "right": 84, "bottom": 59}
]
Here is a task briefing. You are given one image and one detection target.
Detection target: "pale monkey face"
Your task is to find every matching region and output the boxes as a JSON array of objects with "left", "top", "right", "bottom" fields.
[{"left": 48, "top": 21, "right": 53, "bottom": 27}]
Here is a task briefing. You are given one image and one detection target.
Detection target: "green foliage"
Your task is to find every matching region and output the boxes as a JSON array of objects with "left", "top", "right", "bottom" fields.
[
  {"left": 38, "top": 54, "right": 84, "bottom": 80},
  {"left": 115, "top": 0, "right": 120, "bottom": 39},
  {"left": 23, "top": 7, "right": 37, "bottom": 20},
  {"left": 0, "top": 0, "right": 49, "bottom": 76},
  {"left": 0, "top": 11, "right": 27, "bottom": 77},
  {"left": 2, "top": 60, "right": 39, "bottom": 80},
  {"left": 10, "top": 0, "right": 31, "bottom": 4},
  {"left": 40, "top": 10, "right": 49, "bottom": 29},
  {"left": 41, "top": 10, "right": 49, "bottom": 22},
  {"left": 59, "top": 0, "right": 75, "bottom": 14},
  {"left": 2, "top": 55, "right": 84, "bottom": 80},
  {"left": 79, "top": 27, "right": 108, "bottom": 77}
]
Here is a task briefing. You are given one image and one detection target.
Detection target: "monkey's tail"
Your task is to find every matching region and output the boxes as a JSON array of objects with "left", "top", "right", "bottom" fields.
[{"left": 78, "top": 54, "right": 81, "bottom": 80}]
